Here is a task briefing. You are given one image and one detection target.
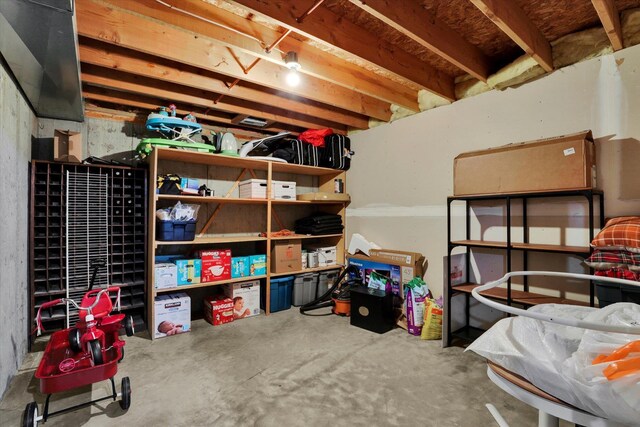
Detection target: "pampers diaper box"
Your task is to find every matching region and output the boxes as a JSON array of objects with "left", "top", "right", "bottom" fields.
[
  {"left": 223, "top": 280, "right": 261, "bottom": 319},
  {"left": 176, "top": 259, "right": 201, "bottom": 286},
  {"left": 249, "top": 254, "right": 267, "bottom": 276},
  {"left": 154, "top": 293, "right": 191, "bottom": 338},
  {"left": 231, "top": 256, "right": 250, "bottom": 278}
]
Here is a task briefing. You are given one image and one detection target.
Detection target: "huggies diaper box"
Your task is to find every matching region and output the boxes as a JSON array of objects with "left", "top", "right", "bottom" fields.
[
  {"left": 200, "top": 249, "right": 231, "bottom": 282},
  {"left": 154, "top": 293, "right": 191, "bottom": 338},
  {"left": 204, "top": 296, "right": 234, "bottom": 326}
]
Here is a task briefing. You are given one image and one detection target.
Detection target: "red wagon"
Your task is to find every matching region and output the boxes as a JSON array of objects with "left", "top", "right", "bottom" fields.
[{"left": 23, "top": 286, "right": 134, "bottom": 426}]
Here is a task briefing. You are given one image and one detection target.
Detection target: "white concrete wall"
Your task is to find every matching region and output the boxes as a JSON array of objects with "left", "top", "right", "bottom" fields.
[
  {"left": 347, "top": 44, "right": 640, "bottom": 299},
  {"left": 0, "top": 62, "right": 36, "bottom": 398}
]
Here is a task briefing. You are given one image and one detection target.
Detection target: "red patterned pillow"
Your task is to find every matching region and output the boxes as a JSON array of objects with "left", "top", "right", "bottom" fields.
[
  {"left": 584, "top": 250, "right": 640, "bottom": 271},
  {"left": 595, "top": 268, "right": 640, "bottom": 281},
  {"left": 591, "top": 216, "right": 640, "bottom": 253}
]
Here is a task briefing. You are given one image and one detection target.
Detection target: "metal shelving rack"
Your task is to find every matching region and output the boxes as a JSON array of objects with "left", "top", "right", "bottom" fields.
[
  {"left": 146, "top": 147, "right": 348, "bottom": 339},
  {"left": 29, "top": 161, "right": 148, "bottom": 340},
  {"left": 443, "top": 189, "right": 605, "bottom": 347}
]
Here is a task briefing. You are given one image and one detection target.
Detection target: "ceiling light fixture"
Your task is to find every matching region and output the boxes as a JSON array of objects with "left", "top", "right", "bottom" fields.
[{"left": 284, "top": 51, "right": 301, "bottom": 87}]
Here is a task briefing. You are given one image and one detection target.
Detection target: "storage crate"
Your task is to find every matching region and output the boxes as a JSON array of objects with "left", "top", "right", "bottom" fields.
[
  {"left": 262, "top": 276, "right": 293, "bottom": 312},
  {"left": 292, "top": 273, "right": 319, "bottom": 306},
  {"left": 596, "top": 281, "right": 640, "bottom": 307},
  {"left": 239, "top": 179, "right": 296, "bottom": 200},
  {"left": 156, "top": 220, "right": 196, "bottom": 241},
  {"left": 317, "top": 269, "right": 341, "bottom": 298}
]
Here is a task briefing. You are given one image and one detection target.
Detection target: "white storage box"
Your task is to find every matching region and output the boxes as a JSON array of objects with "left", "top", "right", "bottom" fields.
[
  {"left": 307, "top": 245, "right": 337, "bottom": 267},
  {"left": 154, "top": 263, "right": 177, "bottom": 289},
  {"left": 239, "top": 179, "right": 296, "bottom": 200},
  {"left": 154, "top": 293, "right": 191, "bottom": 338},
  {"left": 223, "top": 279, "right": 261, "bottom": 319}
]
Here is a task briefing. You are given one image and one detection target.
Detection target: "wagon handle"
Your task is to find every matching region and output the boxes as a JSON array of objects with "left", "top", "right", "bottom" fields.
[{"left": 34, "top": 298, "right": 64, "bottom": 336}]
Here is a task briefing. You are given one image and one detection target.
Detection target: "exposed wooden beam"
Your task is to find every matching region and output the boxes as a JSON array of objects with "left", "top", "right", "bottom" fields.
[
  {"left": 82, "top": 86, "right": 297, "bottom": 134},
  {"left": 348, "top": 0, "right": 491, "bottom": 82},
  {"left": 230, "top": 0, "right": 456, "bottom": 100},
  {"left": 591, "top": 0, "right": 624, "bottom": 51},
  {"left": 78, "top": 39, "right": 369, "bottom": 129},
  {"left": 101, "top": 0, "right": 419, "bottom": 111},
  {"left": 81, "top": 65, "right": 347, "bottom": 131},
  {"left": 76, "top": 0, "right": 392, "bottom": 121},
  {"left": 469, "top": 0, "right": 553, "bottom": 72}
]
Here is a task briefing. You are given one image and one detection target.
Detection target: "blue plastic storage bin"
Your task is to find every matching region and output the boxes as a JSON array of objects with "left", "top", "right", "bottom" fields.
[
  {"left": 262, "top": 276, "right": 293, "bottom": 312},
  {"left": 156, "top": 220, "right": 197, "bottom": 241}
]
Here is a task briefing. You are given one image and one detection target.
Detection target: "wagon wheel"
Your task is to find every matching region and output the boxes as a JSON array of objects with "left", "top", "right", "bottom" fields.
[
  {"left": 88, "top": 340, "right": 103, "bottom": 365},
  {"left": 124, "top": 315, "right": 135, "bottom": 337},
  {"left": 68, "top": 328, "right": 82, "bottom": 353},
  {"left": 119, "top": 377, "right": 131, "bottom": 410},
  {"left": 22, "top": 401, "right": 38, "bottom": 427}
]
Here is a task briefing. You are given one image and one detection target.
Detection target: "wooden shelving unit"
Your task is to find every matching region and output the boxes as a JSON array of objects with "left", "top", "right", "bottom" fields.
[
  {"left": 30, "top": 160, "right": 147, "bottom": 339},
  {"left": 443, "top": 189, "right": 605, "bottom": 347},
  {"left": 147, "top": 148, "right": 347, "bottom": 339}
]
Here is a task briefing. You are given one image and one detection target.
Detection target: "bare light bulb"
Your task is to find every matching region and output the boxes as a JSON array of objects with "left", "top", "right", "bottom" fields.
[{"left": 286, "top": 69, "right": 301, "bottom": 87}]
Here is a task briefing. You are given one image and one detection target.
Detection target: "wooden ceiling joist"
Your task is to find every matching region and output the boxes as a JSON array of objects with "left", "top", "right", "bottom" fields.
[
  {"left": 82, "top": 86, "right": 297, "bottom": 134},
  {"left": 80, "top": 65, "right": 348, "bottom": 131},
  {"left": 348, "top": 0, "right": 492, "bottom": 82},
  {"left": 78, "top": 40, "right": 369, "bottom": 129},
  {"left": 591, "top": 0, "right": 624, "bottom": 51},
  {"left": 469, "top": 0, "right": 554, "bottom": 72},
  {"left": 230, "top": 0, "right": 456, "bottom": 101},
  {"left": 76, "top": 0, "right": 391, "bottom": 122},
  {"left": 101, "top": 0, "right": 420, "bottom": 112}
]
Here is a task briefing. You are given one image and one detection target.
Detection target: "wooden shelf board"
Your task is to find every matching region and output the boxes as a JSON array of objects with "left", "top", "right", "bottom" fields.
[
  {"left": 272, "top": 199, "right": 348, "bottom": 205},
  {"left": 155, "top": 148, "right": 340, "bottom": 176},
  {"left": 270, "top": 264, "right": 343, "bottom": 278},
  {"left": 269, "top": 233, "right": 343, "bottom": 241},
  {"left": 155, "top": 236, "right": 266, "bottom": 246},
  {"left": 157, "top": 194, "right": 266, "bottom": 204},
  {"left": 511, "top": 242, "right": 590, "bottom": 254},
  {"left": 155, "top": 275, "right": 267, "bottom": 293},
  {"left": 451, "top": 240, "right": 507, "bottom": 248},
  {"left": 452, "top": 283, "right": 589, "bottom": 306}
]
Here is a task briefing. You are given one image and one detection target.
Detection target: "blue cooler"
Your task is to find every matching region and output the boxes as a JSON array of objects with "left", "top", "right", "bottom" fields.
[{"left": 262, "top": 276, "right": 294, "bottom": 312}]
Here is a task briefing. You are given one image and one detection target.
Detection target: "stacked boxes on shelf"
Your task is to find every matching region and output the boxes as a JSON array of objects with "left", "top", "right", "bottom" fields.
[{"left": 239, "top": 179, "right": 296, "bottom": 200}]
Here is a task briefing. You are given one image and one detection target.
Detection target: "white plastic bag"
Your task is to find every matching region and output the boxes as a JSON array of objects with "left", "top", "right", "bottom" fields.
[{"left": 467, "top": 303, "right": 640, "bottom": 425}]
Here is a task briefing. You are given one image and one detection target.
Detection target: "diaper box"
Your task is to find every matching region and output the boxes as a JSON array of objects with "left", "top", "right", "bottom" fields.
[
  {"left": 231, "top": 256, "right": 251, "bottom": 278},
  {"left": 154, "top": 262, "right": 177, "bottom": 289},
  {"left": 223, "top": 280, "right": 261, "bottom": 319},
  {"left": 154, "top": 293, "right": 191, "bottom": 338},
  {"left": 249, "top": 254, "right": 267, "bottom": 276},
  {"left": 200, "top": 249, "right": 231, "bottom": 283},
  {"left": 176, "top": 259, "right": 201, "bottom": 286},
  {"left": 204, "top": 296, "right": 234, "bottom": 326}
]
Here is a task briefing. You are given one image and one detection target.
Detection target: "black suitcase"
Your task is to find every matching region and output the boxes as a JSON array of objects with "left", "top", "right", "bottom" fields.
[
  {"left": 321, "top": 134, "right": 353, "bottom": 170},
  {"left": 303, "top": 143, "right": 320, "bottom": 167},
  {"left": 273, "top": 139, "right": 304, "bottom": 164}
]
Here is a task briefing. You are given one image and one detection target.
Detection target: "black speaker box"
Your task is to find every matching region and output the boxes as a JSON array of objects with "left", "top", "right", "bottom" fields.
[{"left": 350, "top": 286, "right": 395, "bottom": 334}]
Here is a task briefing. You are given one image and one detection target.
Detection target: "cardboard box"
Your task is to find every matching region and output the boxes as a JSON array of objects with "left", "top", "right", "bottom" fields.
[
  {"left": 223, "top": 280, "right": 261, "bottom": 319},
  {"left": 200, "top": 249, "right": 232, "bottom": 283},
  {"left": 180, "top": 178, "right": 200, "bottom": 195},
  {"left": 306, "top": 245, "right": 337, "bottom": 267},
  {"left": 271, "top": 241, "right": 302, "bottom": 273},
  {"left": 53, "top": 130, "right": 82, "bottom": 163},
  {"left": 239, "top": 179, "right": 296, "bottom": 199},
  {"left": 249, "top": 254, "right": 267, "bottom": 276},
  {"left": 154, "top": 293, "right": 191, "bottom": 338},
  {"left": 231, "top": 256, "right": 251, "bottom": 278},
  {"left": 347, "top": 252, "right": 425, "bottom": 297},
  {"left": 176, "top": 259, "right": 201, "bottom": 286},
  {"left": 368, "top": 249, "right": 427, "bottom": 273},
  {"left": 204, "top": 296, "right": 234, "bottom": 326},
  {"left": 154, "top": 263, "right": 178, "bottom": 289},
  {"left": 453, "top": 131, "right": 596, "bottom": 196}
]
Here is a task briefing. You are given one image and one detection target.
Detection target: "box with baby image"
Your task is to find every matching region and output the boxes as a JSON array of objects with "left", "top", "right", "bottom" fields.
[
  {"left": 200, "top": 249, "right": 232, "bottom": 283},
  {"left": 223, "top": 279, "right": 261, "bottom": 319},
  {"left": 154, "top": 293, "right": 191, "bottom": 339},
  {"left": 204, "top": 296, "right": 234, "bottom": 326}
]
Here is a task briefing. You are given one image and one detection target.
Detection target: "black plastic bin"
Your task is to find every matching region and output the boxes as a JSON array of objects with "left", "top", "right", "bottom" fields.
[
  {"left": 156, "top": 220, "right": 197, "bottom": 241},
  {"left": 596, "top": 280, "right": 640, "bottom": 307}
]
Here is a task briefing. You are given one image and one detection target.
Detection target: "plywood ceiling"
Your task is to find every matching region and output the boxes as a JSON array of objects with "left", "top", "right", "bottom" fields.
[{"left": 76, "top": 0, "right": 640, "bottom": 136}]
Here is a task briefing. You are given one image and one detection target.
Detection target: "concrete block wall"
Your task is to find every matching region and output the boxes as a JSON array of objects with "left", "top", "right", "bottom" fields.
[{"left": 0, "top": 62, "right": 36, "bottom": 398}]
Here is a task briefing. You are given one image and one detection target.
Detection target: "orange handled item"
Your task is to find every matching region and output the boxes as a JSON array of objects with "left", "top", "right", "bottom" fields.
[{"left": 593, "top": 340, "right": 640, "bottom": 380}]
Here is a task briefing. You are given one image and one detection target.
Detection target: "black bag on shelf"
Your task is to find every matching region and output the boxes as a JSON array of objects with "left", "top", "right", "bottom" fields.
[
  {"left": 273, "top": 139, "right": 304, "bottom": 165},
  {"left": 157, "top": 174, "right": 182, "bottom": 195},
  {"left": 321, "top": 134, "right": 353, "bottom": 170},
  {"left": 303, "top": 143, "right": 320, "bottom": 167}
]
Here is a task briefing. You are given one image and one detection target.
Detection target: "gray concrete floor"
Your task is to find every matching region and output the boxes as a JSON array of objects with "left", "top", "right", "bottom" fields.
[{"left": 1, "top": 309, "right": 544, "bottom": 426}]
